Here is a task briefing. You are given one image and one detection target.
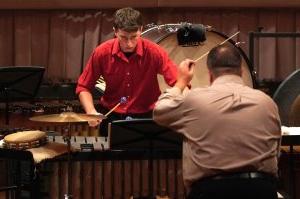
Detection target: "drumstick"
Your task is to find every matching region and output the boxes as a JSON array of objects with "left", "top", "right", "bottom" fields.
[
  {"left": 104, "top": 103, "right": 121, "bottom": 117},
  {"left": 193, "top": 31, "right": 240, "bottom": 63},
  {"left": 104, "top": 97, "right": 127, "bottom": 117}
]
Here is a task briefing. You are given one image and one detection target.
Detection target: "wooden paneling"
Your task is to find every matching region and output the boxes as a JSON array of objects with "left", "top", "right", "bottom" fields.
[
  {"left": 0, "top": 0, "right": 157, "bottom": 9},
  {"left": 158, "top": 0, "right": 300, "bottom": 8},
  {"left": 1, "top": 0, "right": 300, "bottom": 9}
]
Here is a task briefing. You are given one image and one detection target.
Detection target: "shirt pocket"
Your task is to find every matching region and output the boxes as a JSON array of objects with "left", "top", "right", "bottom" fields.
[{"left": 103, "top": 67, "right": 124, "bottom": 94}]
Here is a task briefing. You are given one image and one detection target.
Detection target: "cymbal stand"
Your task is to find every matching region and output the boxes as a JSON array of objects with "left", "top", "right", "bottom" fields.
[{"left": 63, "top": 123, "right": 72, "bottom": 199}]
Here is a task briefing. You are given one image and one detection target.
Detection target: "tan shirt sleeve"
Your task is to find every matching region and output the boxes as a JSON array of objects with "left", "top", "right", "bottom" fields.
[{"left": 153, "top": 86, "right": 188, "bottom": 132}]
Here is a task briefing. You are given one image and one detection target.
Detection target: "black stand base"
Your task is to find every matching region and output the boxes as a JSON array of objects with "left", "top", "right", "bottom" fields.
[{"left": 110, "top": 119, "right": 181, "bottom": 199}]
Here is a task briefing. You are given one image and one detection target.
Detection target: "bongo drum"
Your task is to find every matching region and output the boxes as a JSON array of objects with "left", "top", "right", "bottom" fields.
[
  {"left": 3, "top": 130, "right": 48, "bottom": 150},
  {"left": 142, "top": 24, "right": 254, "bottom": 91}
]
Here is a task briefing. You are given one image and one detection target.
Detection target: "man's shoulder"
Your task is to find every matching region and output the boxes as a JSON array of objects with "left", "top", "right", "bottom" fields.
[
  {"left": 93, "top": 39, "right": 115, "bottom": 55},
  {"left": 141, "top": 38, "right": 163, "bottom": 52},
  {"left": 141, "top": 38, "right": 169, "bottom": 61},
  {"left": 95, "top": 39, "right": 115, "bottom": 49},
  {"left": 250, "top": 87, "right": 278, "bottom": 107},
  {"left": 239, "top": 85, "right": 273, "bottom": 99},
  {"left": 251, "top": 87, "right": 272, "bottom": 97}
]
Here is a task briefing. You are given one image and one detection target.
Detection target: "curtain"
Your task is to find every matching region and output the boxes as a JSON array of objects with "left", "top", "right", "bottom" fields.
[{"left": 0, "top": 8, "right": 299, "bottom": 83}]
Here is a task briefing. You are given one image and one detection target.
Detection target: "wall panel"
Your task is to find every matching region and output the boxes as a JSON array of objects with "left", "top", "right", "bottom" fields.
[{"left": 0, "top": 8, "right": 299, "bottom": 84}]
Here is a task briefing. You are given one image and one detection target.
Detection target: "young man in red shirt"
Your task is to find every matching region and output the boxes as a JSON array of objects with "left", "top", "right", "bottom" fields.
[{"left": 76, "top": 7, "right": 178, "bottom": 134}]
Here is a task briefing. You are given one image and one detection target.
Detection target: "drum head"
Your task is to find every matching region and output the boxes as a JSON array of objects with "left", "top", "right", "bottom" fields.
[
  {"left": 142, "top": 24, "right": 253, "bottom": 91},
  {"left": 4, "top": 130, "right": 47, "bottom": 150}
]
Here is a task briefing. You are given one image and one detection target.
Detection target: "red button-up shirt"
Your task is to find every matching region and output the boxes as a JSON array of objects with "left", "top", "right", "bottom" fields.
[{"left": 76, "top": 38, "right": 177, "bottom": 114}]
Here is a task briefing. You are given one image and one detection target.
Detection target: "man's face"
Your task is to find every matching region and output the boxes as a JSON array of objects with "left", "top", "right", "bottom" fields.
[{"left": 114, "top": 28, "right": 142, "bottom": 53}]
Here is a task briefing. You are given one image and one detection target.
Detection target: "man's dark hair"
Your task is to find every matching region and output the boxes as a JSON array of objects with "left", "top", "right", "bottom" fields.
[
  {"left": 113, "top": 7, "right": 143, "bottom": 32},
  {"left": 207, "top": 44, "right": 242, "bottom": 76}
]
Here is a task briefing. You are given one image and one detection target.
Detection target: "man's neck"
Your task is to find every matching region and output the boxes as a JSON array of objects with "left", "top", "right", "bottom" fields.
[{"left": 123, "top": 52, "right": 134, "bottom": 58}]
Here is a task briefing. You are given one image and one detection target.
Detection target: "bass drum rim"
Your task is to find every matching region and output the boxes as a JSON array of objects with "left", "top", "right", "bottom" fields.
[{"left": 142, "top": 24, "right": 256, "bottom": 90}]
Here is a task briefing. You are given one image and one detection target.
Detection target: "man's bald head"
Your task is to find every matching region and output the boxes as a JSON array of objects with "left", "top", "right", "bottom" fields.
[{"left": 207, "top": 44, "right": 242, "bottom": 78}]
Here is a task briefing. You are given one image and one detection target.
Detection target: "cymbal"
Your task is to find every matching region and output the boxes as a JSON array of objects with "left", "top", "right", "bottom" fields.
[{"left": 29, "top": 112, "right": 106, "bottom": 123}]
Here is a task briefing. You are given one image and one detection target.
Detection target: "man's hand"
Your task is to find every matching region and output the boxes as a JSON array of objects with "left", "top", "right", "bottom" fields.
[
  {"left": 87, "top": 111, "right": 103, "bottom": 127},
  {"left": 175, "top": 59, "right": 195, "bottom": 91},
  {"left": 88, "top": 119, "right": 102, "bottom": 127},
  {"left": 79, "top": 91, "right": 103, "bottom": 127}
]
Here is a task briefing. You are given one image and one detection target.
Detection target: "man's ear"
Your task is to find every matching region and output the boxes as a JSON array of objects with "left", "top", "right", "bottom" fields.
[
  {"left": 113, "top": 27, "right": 118, "bottom": 37},
  {"left": 209, "top": 71, "right": 214, "bottom": 85}
]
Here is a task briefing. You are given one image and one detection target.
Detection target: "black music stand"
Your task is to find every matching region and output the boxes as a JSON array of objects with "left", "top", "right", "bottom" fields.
[
  {"left": 0, "top": 66, "right": 45, "bottom": 125},
  {"left": 109, "top": 118, "right": 182, "bottom": 199}
]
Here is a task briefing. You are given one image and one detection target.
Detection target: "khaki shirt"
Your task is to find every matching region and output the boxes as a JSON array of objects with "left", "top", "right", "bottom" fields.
[{"left": 153, "top": 75, "right": 281, "bottom": 192}]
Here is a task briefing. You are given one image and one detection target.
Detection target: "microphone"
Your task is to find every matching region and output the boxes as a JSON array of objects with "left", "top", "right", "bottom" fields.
[
  {"left": 177, "top": 23, "right": 206, "bottom": 46},
  {"left": 104, "top": 97, "right": 127, "bottom": 117}
]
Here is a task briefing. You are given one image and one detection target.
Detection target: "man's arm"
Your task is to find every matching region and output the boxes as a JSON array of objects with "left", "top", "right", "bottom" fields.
[
  {"left": 156, "top": 46, "right": 178, "bottom": 87},
  {"left": 78, "top": 91, "right": 99, "bottom": 115},
  {"left": 153, "top": 59, "right": 195, "bottom": 129},
  {"left": 174, "top": 59, "right": 195, "bottom": 92},
  {"left": 78, "top": 91, "right": 102, "bottom": 127},
  {"left": 76, "top": 50, "right": 103, "bottom": 127}
]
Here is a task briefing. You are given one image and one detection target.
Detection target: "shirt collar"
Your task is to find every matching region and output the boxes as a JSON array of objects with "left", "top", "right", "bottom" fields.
[
  {"left": 112, "top": 38, "right": 144, "bottom": 57},
  {"left": 212, "top": 74, "right": 245, "bottom": 86}
]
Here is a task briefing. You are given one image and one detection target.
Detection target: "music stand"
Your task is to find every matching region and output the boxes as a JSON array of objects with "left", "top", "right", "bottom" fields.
[
  {"left": 0, "top": 66, "right": 45, "bottom": 125},
  {"left": 108, "top": 118, "right": 182, "bottom": 199}
]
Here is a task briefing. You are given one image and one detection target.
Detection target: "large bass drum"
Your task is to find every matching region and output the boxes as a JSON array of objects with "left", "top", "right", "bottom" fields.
[{"left": 142, "top": 24, "right": 254, "bottom": 91}]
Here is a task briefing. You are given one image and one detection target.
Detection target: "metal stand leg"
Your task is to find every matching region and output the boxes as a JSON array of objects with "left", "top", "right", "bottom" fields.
[{"left": 64, "top": 123, "right": 73, "bottom": 199}]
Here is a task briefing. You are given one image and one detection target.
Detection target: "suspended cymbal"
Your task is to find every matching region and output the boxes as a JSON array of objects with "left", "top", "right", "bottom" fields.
[{"left": 29, "top": 112, "right": 106, "bottom": 123}]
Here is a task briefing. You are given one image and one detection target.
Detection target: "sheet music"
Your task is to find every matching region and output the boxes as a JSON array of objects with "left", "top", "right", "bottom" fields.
[{"left": 281, "top": 126, "right": 300, "bottom": 135}]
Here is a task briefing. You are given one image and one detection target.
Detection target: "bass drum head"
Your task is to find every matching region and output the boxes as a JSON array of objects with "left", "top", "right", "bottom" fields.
[{"left": 142, "top": 25, "right": 253, "bottom": 91}]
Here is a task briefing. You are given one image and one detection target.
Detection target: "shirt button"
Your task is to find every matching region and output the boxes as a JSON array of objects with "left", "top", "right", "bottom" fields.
[
  {"left": 127, "top": 72, "right": 130, "bottom": 75},
  {"left": 127, "top": 84, "right": 130, "bottom": 87}
]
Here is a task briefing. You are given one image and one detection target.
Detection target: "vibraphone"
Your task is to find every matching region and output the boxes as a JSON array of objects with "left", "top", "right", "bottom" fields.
[
  {"left": 0, "top": 101, "right": 184, "bottom": 199},
  {"left": 47, "top": 134, "right": 109, "bottom": 151},
  {"left": 41, "top": 147, "right": 183, "bottom": 199}
]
